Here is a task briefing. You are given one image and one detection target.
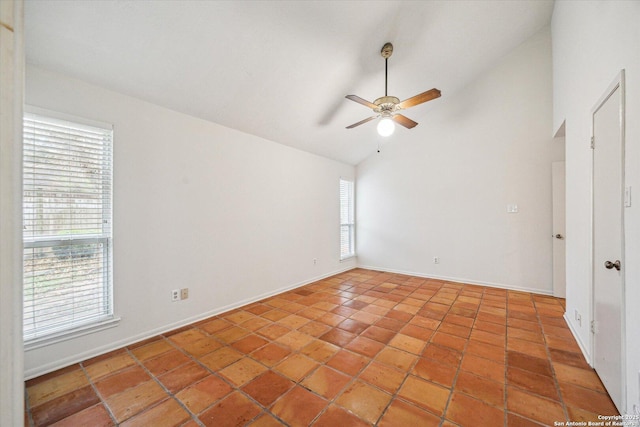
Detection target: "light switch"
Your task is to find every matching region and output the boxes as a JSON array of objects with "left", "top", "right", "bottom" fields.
[
  {"left": 625, "top": 186, "right": 631, "bottom": 207},
  {"left": 507, "top": 204, "right": 518, "bottom": 213}
]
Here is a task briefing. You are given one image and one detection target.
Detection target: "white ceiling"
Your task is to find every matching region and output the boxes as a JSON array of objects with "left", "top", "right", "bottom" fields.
[{"left": 24, "top": 0, "right": 554, "bottom": 165}]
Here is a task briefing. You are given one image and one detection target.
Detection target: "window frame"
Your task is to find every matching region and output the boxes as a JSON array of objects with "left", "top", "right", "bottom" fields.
[
  {"left": 340, "top": 178, "right": 355, "bottom": 260},
  {"left": 22, "top": 107, "right": 117, "bottom": 347}
]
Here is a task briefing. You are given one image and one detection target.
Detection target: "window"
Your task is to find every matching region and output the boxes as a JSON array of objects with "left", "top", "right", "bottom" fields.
[
  {"left": 23, "top": 111, "right": 113, "bottom": 342},
  {"left": 340, "top": 178, "right": 355, "bottom": 260}
]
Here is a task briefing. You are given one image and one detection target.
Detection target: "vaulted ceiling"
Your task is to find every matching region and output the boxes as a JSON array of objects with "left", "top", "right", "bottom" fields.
[{"left": 25, "top": 0, "right": 554, "bottom": 165}]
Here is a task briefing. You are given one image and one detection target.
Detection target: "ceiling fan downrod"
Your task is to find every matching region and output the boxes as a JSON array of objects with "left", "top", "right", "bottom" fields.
[{"left": 381, "top": 42, "right": 393, "bottom": 97}]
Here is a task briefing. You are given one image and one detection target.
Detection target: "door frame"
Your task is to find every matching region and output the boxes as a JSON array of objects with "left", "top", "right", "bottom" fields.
[
  {"left": 590, "top": 69, "right": 626, "bottom": 411},
  {"left": 551, "top": 161, "right": 566, "bottom": 298}
]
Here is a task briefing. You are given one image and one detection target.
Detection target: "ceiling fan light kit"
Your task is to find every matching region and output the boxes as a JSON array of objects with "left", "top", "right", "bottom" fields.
[
  {"left": 345, "top": 42, "right": 441, "bottom": 136},
  {"left": 377, "top": 117, "right": 395, "bottom": 137}
]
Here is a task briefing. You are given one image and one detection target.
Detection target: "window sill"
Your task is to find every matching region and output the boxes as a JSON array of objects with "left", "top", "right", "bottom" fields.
[
  {"left": 24, "top": 316, "right": 121, "bottom": 351},
  {"left": 340, "top": 254, "right": 356, "bottom": 262}
]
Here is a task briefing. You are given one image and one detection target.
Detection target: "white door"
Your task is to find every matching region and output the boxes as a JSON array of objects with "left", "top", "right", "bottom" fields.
[
  {"left": 592, "top": 73, "right": 625, "bottom": 412},
  {"left": 552, "top": 161, "right": 566, "bottom": 298}
]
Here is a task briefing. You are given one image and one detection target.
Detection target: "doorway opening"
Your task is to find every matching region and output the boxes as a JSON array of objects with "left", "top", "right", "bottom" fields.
[{"left": 552, "top": 121, "right": 566, "bottom": 298}]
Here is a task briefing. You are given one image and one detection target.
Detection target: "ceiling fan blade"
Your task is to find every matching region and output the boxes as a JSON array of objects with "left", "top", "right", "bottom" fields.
[
  {"left": 345, "top": 95, "right": 378, "bottom": 110},
  {"left": 346, "top": 116, "right": 377, "bottom": 129},
  {"left": 392, "top": 114, "right": 418, "bottom": 129},
  {"left": 398, "top": 88, "right": 441, "bottom": 109}
]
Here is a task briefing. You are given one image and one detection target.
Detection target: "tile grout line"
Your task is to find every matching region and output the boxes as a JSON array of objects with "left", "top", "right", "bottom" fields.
[
  {"left": 303, "top": 279, "right": 403, "bottom": 426},
  {"left": 184, "top": 286, "right": 379, "bottom": 426},
  {"left": 24, "top": 270, "right": 606, "bottom": 426},
  {"left": 536, "top": 297, "right": 571, "bottom": 423},
  {"left": 506, "top": 294, "right": 572, "bottom": 425},
  {"left": 449, "top": 285, "right": 506, "bottom": 425},
  {"left": 305, "top": 277, "right": 440, "bottom": 425},
  {"left": 164, "top": 320, "right": 296, "bottom": 426},
  {"left": 370, "top": 279, "right": 445, "bottom": 425},
  {"left": 434, "top": 282, "right": 479, "bottom": 425},
  {"left": 434, "top": 282, "right": 467, "bottom": 426},
  {"left": 388, "top": 279, "right": 454, "bottom": 422},
  {"left": 30, "top": 274, "right": 454, "bottom": 425},
  {"left": 78, "top": 362, "right": 119, "bottom": 426},
  {"left": 124, "top": 343, "right": 206, "bottom": 427},
  {"left": 274, "top": 279, "right": 373, "bottom": 425}
]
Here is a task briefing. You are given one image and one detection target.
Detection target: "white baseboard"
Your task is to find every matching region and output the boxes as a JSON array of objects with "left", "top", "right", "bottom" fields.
[
  {"left": 563, "top": 312, "right": 592, "bottom": 366},
  {"left": 357, "top": 264, "right": 555, "bottom": 296},
  {"left": 24, "top": 265, "right": 356, "bottom": 380},
  {"left": 25, "top": 264, "right": 561, "bottom": 379}
]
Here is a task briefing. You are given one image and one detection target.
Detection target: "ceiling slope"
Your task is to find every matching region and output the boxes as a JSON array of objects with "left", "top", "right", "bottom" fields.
[{"left": 25, "top": 0, "right": 553, "bottom": 165}]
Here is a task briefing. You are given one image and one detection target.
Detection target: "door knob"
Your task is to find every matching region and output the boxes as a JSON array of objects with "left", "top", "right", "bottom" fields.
[
  {"left": 604, "top": 260, "right": 621, "bottom": 271},
  {"left": 555, "top": 234, "right": 564, "bottom": 240}
]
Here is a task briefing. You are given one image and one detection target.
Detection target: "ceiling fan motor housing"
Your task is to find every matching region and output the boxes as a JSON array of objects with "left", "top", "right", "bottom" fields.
[{"left": 374, "top": 96, "right": 400, "bottom": 115}]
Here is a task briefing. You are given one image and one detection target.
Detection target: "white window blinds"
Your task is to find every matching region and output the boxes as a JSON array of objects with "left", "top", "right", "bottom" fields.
[
  {"left": 23, "top": 112, "right": 113, "bottom": 341},
  {"left": 340, "top": 178, "right": 355, "bottom": 259}
]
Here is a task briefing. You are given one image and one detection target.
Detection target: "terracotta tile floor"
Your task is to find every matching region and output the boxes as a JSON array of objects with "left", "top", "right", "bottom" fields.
[{"left": 25, "top": 268, "right": 619, "bottom": 426}]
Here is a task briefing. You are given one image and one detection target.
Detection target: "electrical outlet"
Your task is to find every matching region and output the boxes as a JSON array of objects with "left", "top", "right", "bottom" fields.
[
  {"left": 433, "top": 257, "right": 440, "bottom": 264},
  {"left": 313, "top": 258, "right": 317, "bottom": 265},
  {"left": 171, "top": 289, "right": 179, "bottom": 302},
  {"left": 180, "top": 288, "right": 189, "bottom": 300}
]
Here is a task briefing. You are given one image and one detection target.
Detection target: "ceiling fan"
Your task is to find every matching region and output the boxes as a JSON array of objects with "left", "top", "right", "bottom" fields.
[{"left": 345, "top": 42, "right": 441, "bottom": 136}]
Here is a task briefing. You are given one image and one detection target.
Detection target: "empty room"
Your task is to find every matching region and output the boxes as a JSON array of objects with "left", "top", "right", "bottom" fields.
[{"left": 1, "top": 1, "right": 638, "bottom": 426}]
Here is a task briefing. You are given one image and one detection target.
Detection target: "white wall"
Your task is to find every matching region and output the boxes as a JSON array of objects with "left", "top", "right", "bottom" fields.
[
  {"left": 24, "top": 66, "right": 356, "bottom": 378},
  {"left": 357, "top": 27, "right": 555, "bottom": 294},
  {"left": 552, "top": 0, "right": 640, "bottom": 414}
]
